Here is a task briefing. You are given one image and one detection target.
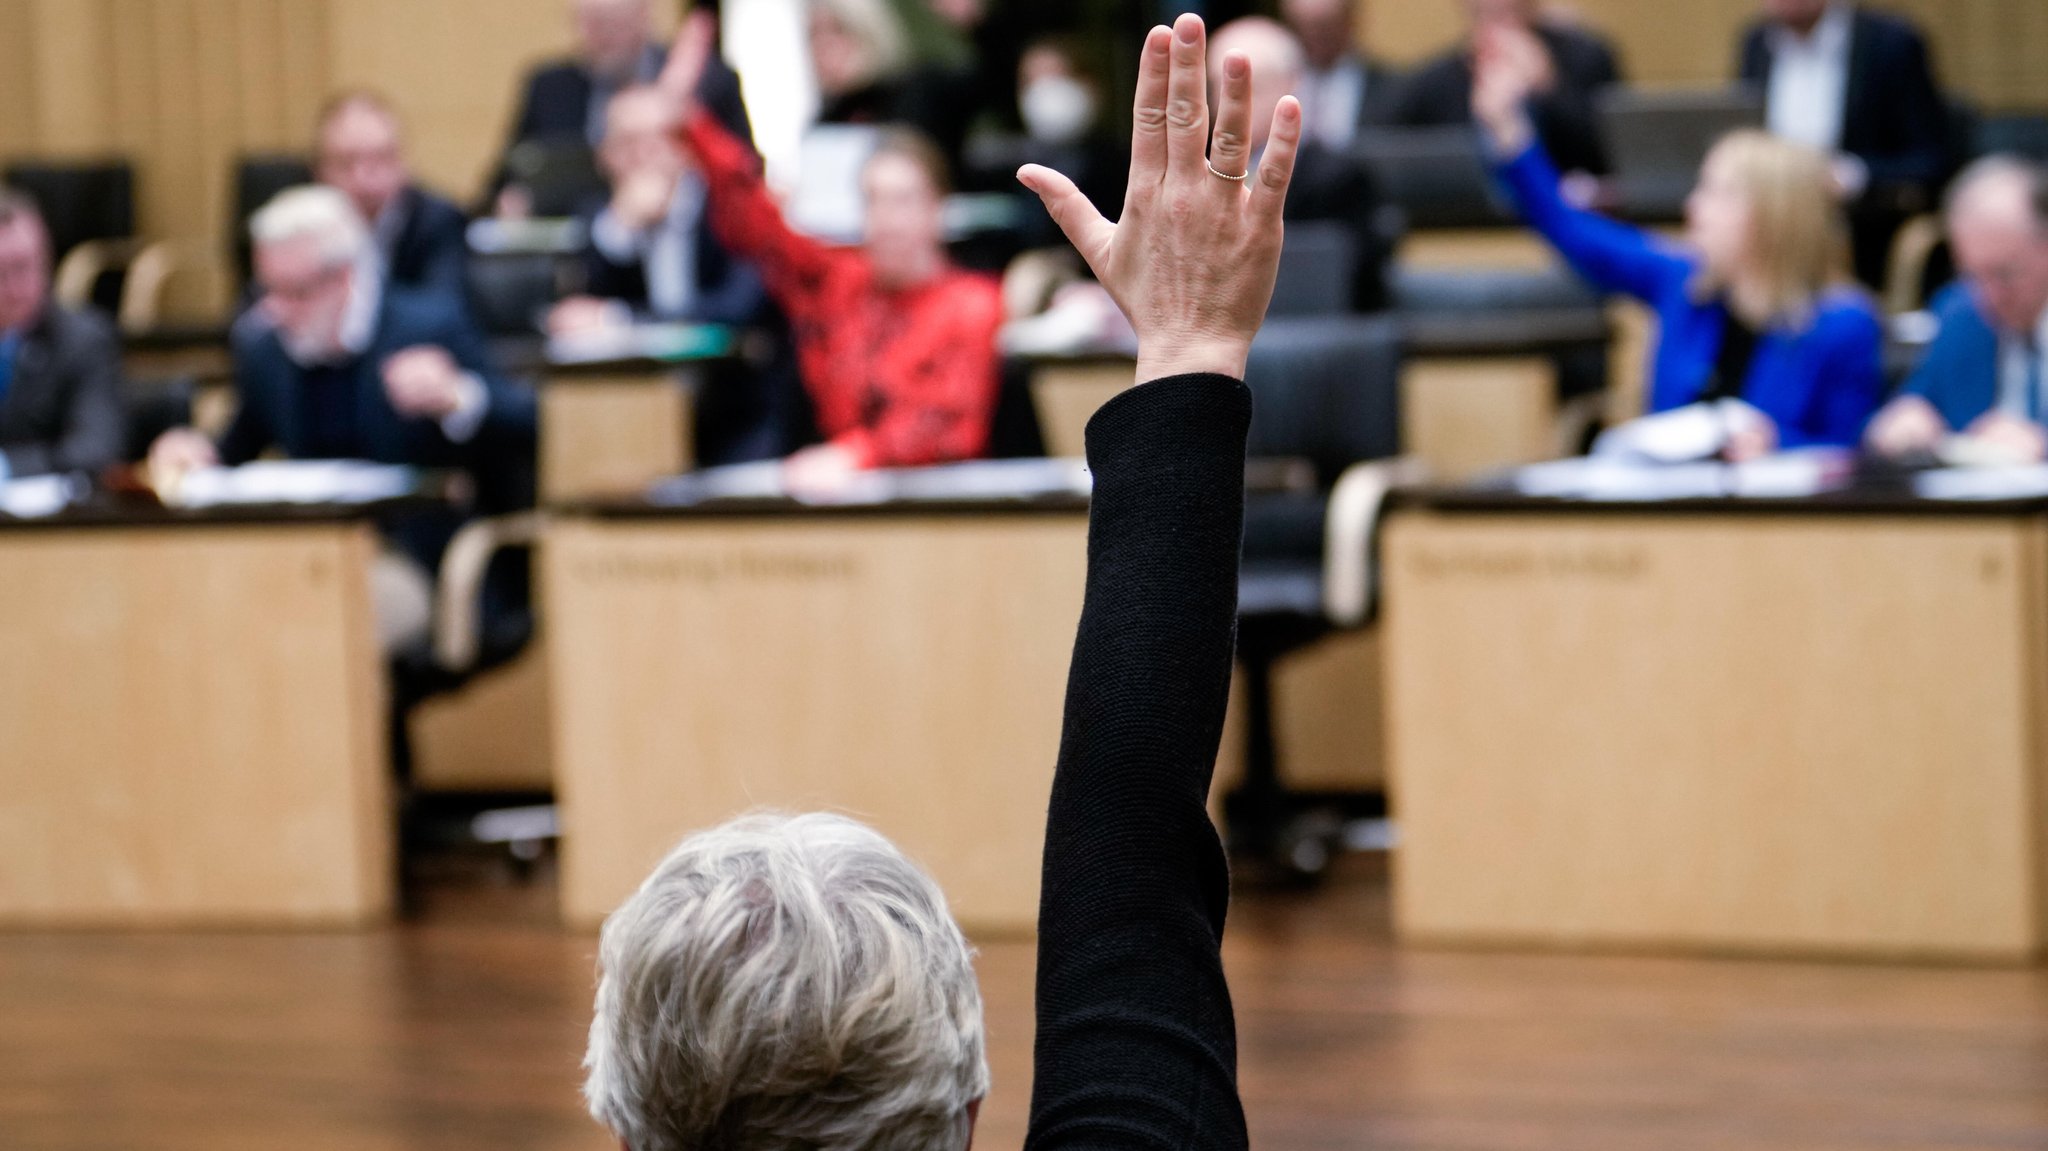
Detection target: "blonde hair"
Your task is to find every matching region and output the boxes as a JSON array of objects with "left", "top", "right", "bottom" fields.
[
  {"left": 585, "top": 811, "right": 989, "bottom": 1151},
  {"left": 810, "top": 0, "right": 911, "bottom": 88},
  {"left": 1691, "top": 129, "right": 1851, "bottom": 327}
]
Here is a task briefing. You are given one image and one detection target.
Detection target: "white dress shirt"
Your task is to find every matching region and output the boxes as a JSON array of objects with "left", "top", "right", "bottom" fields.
[
  {"left": 1995, "top": 306, "right": 2048, "bottom": 423},
  {"left": 1765, "top": 3, "right": 1854, "bottom": 153},
  {"left": 1298, "top": 57, "right": 1369, "bottom": 151}
]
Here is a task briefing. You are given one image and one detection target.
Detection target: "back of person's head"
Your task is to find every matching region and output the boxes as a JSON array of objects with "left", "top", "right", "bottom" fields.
[
  {"left": 585, "top": 811, "right": 990, "bottom": 1151},
  {"left": 1690, "top": 129, "right": 1848, "bottom": 323},
  {"left": 808, "top": 0, "right": 912, "bottom": 98},
  {"left": 250, "top": 184, "right": 371, "bottom": 268},
  {"left": 1210, "top": 18, "right": 1306, "bottom": 150}
]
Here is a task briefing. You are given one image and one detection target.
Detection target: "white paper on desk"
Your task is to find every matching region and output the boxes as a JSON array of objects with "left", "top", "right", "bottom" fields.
[
  {"left": 1913, "top": 465, "right": 2048, "bottom": 501},
  {"left": 172, "top": 461, "right": 419, "bottom": 508},
  {"left": 649, "top": 458, "right": 1094, "bottom": 508},
  {"left": 1592, "top": 399, "right": 1769, "bottom": 463},
  {"left": 0, "top": 474, "right": 80, "bottom": 518},
  {"left": 1511, "top": 450, "right": 1840, "bottom": 501}
]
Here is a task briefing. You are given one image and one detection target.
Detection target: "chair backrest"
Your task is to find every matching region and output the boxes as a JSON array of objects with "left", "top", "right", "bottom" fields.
[
  {"left": 1976, "top": 113, "right": 2048, "bottom": 162},
  {"left": 501, "top": 137, "right": 607, "bottom": 219},
  {"left": 1390, "top": 264, "right": 1603, "bottom": 314},
  {"left": 1597, "top": 87, "right": 1764, "bottom": 192},
  {"left": 1351, "top": 127, "right": 1514, "bottom": 230},
  {"left": 122, "top": 376, "right": 195, "bottom": 463},
  {"left": 231, "top": 154, "right": 316, "bottom": 290},
  {"left": 1242, "top": 315, "right": 1404, "bottom": 485},
  {"left": 1269, "top": 221, "right": 1358, "bottom": 318},
  {"left": 2, "top": 160, "right": 135, "bottom": 261},
  {"left": 465, "top": 251, "right": 565, "bottom": 337}
]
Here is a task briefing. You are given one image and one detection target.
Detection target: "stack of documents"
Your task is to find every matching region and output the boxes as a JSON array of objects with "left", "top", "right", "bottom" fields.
[{"left": 170, "top": 461, "right": 419, "bottom": 509}]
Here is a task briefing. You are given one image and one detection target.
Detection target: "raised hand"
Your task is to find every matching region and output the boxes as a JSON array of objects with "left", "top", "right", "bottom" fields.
[
  {"left": 1472, "top": 21, "right": 1540, "bottom": 155},
  {"left": 657, "top": 9, "right": 717, "bottom": 124},
  {"left": 1018, "top": 14, "right": 1299, "bottom": 383}
]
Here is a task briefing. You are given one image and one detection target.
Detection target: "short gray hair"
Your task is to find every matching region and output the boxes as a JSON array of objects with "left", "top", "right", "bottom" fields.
[
  {"left": 585, "top": 811, "right": 990, "bottom": 1151},
  {"left": 1945, "top": 153, "right": 2048, "bottom": 234},
  {"left": 249, "top": 184, "right": 369, "bottom": 267}
]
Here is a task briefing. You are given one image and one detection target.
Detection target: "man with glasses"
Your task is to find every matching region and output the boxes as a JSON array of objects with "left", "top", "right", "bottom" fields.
[
  {"left": 149, "top": 186, "right": 535, "bottom": 653},
  {"left": 0, "top": 187, "right": 125, "bottom": 483},
  {"left": 1866, "top": 157, "right": 2048, "bottom": 464}
]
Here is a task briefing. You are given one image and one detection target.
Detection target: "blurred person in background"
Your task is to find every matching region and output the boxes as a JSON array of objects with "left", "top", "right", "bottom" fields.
[
  {"left": 316, "top": 92, "right": 470, "bottom": 303},
  {"left": 149, "top": 187, "right": 535, "bottom": 652},
  {"left": 1736, "top": 0, "right": 1949, "bottom": 287},
  {"left": 1212, "top": 17, "right": 1391, "bottom": 311},
  {"left": 1395, "top": 0, "right": 1623, "bottom": 176},
  {"left": 1473, "top": 23, "right": 1883, "bottom": 457},
  {"left": 1866, "top": 158, "right": 2048, "bottom": 464},
  {"left": 665, "top": 13, "right": 1003, "bottom": 493},
  {"left": 965, "top": 36, "right": 1129, "bottom": 232},
  {"left": 0, "top": 188, "right": 124, "bottom": 482},
  {"left": 1281, "top": 0, "right": 1403, "bottom": 150},
  {"left": 494, "top": 0, "right": 752, "bottom": 216}
]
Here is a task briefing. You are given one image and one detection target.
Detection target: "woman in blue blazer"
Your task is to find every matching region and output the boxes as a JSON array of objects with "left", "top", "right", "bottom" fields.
[{"left": 1471, "top": 22, "right": 1885, "bottom": 458}]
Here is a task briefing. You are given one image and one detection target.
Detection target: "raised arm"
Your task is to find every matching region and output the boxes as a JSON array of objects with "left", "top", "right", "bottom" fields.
[
  {"left": 1015, "top": 16, "right": 1295, "bottom": 1148},
  {"left": 1473, "top": 24, "right": 1690, "bottom": 303}
]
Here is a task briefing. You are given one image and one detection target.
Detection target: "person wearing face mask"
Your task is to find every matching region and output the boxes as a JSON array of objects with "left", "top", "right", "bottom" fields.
[
  {"left": 1006, "top": 37, "right": 1129, "bottom": 229},
  {"left": 663, "top": 13, "right": 1004, "bottom": 494},
  {"left": 1473, "top": 23, "right": 1883, "bottom": 459},
  {"left": 148, "top": 187, "right": 537, "bottom": 651},
  {"left": 1866, "top": 158, "right": 2048, "bottom": 465}
]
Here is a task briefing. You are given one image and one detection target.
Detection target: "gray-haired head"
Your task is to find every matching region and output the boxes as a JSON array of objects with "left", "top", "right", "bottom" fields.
[
  {"left": 585, "top": 811, "right": 990, "bottom": 1151},
  {"left": 1944, "top": 154, "right": 2048, "bottom": 336},
  {"left": 248, "top": 184, "right": 370, "bottom": 269}
]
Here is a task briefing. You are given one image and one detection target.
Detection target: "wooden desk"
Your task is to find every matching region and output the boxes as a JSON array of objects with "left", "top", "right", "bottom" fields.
[
  {"left": 1382, "top": 487, "right": 2048, "bottom": 962},
  {"left": 543, "top": 495, "right": 1090, "bottom": 933},
  {"left": 0, "top": 500, "right": 396, "bottom": 926},
  {"left": 542, "top": 357, "right": 706, "bottom": 504}
]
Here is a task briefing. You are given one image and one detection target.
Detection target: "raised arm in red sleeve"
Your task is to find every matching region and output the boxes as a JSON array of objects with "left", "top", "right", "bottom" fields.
[{"left": 678, "top": 110, "right": 845, "bottom": 315}]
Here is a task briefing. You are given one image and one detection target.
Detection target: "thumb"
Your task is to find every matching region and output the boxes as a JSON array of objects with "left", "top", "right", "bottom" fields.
[{"left": 1019, "top": 164, "right": 1114, "bottom": 269}]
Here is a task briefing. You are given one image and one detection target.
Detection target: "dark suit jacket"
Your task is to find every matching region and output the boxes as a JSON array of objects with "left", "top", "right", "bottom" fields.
[
  {"left": 383, "top": 186, "right": 470, "bottom": 301},
  {"left": 1285, "top": 143, "right": 1393, "bottom": 312},
  {"left": 506, "top": 48, "right": 753, "bottom": 152},
  {"left": 1737, "top": 7, "right": 1948, "bottom": 195},
  {"left": 219, "top": 285, "right": 535, "bottom": 473},
  {"left": 577, "top": 196, "right": 769, "bottom": 327},
  {"left": 1392, "top": 24, "right": 1623, "bottom": 175},
  {"left": 0, "top": 305, "right": 125, "bottom": 477}
]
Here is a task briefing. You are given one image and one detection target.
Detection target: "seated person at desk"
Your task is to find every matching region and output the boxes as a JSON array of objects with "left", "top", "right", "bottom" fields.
[
  {"left": 0, "top": 187, "right": 124, "bottom": 481},
  {"left": 316, "top": 92, "right": 470, "bottom": 302},
  {"left": 149, "top": 187, "right": 536, "bottom": 651},
  {"left": 1866, "top": 157, "right": 2048, "bottom": 463},
  {"left": 549, "top": 85, "right": 768, "bottom": 332},
  {"left": 1213, "top": 17, "right": 1390, "bottom": 312},
  {"left": 661, "top": 15, "right": 1005, "bottom": 490},
  {"left": 585, "top": 15, "right": 1286, "bottom": 1148},
  {"left": 1394, "top": 0, "right": 1624, "bottom": 177},
  {"left": 1474, "top": 32, "right": 1884, "bottom": 458},
  {"left": 493, "top": 0, "right": 751, "bottom": 216}
]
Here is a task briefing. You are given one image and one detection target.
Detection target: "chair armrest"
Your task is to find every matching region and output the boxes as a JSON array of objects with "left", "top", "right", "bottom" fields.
[
  {"left": 434, "top": 512, "right": 544, "bottom": 673},
  {"left": 1883, "top": 214, "right": 1945, "bottom": 318},
  {"left": 1322, "top": 456, "right": 1429, "bottom": 628},
  {"left": 119, "top": 241, "right": 212, "bottom": 333},
  {"left": 53, "top": 239, "right": 149, "bottom": 311}
]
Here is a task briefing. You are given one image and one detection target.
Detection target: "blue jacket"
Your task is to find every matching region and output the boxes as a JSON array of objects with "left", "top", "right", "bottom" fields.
[
  {"left": 1493, "top": 142, "right": 1886, "bottom": 448},
  {"left": 1900, "top": 283, "right": 2010, "bottom": 431},
  {"left": 220, "top": 284, "right": 537, "bottom": 471}
]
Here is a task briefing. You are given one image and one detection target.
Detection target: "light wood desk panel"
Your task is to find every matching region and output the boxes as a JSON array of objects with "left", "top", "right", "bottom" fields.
[
  {"left": 0, "top": 523, "right": 392, "bottom": 925},
  {"left": 544, "top": 511, "right": 1089, "bottom": 934},
  {"left": 540, "top": 368, "right": 698, "bottom": 504},
  {"left": 1383, "top": 509, "right": 2048, "bottom": 962}
]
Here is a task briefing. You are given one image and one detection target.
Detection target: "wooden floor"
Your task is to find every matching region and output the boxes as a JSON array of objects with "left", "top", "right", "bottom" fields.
[{"left": 2, "top": 854, "right": 2045, "bottom": 1151}]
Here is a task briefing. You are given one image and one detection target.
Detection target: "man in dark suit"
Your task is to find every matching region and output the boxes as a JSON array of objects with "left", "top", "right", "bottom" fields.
[
  {"left": 0, "top": 188, "right": 124, "bottom": 481},
  {"left": 316, "top": 92, "right": 470, "bottom": 303},
  {"left": 1212, "top": 18, "right": 1391, "bottom": 312},
  {"left": 151, "top": 186, "right": 535, "bottom": 650},
  {"left": 1281, "top": 0, "right": 1403, "bottom": 150},
  {"left": 1736, "top": 0, "right": 1949, "bottom": 286},
  {"left": 494, "top": 0, "right": 751, "bottom": 215},
  {"left": 1391, "top": 0, "right": 1623, "bottom": 176}
]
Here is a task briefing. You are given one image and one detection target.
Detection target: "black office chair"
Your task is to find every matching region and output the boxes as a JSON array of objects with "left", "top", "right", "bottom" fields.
[
  {"left": 1977, "top": 112, "right": 2048, "bottom": 162},
  {"left": 6, "top": 160, "right": 139, "bottom": 315},
  {"left": 501, "top": 137, "right": 607, "bottom": 219},
  {"left": 121, "top": 377, "right": 195, "bottom": 464},
  {"left": 465, "top": 251, "right": 568, "bottom": 338},
  {"left": 231, "top": 154, "right": 316, "bottom": 292},
  {"left": 1352, "top": 126, "right": 1517, "bottom": 230},
  {"left": 1269, "top": 221, "right": 1359, "bottom": 318},
  {"left": 1227, "top": 315, "right": 1422, "bottom": 880}
]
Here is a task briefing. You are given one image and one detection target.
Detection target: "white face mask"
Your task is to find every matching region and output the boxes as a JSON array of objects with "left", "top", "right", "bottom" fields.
[{"left": 1020, "top": 76, "right": 1098, "bottom": 146}]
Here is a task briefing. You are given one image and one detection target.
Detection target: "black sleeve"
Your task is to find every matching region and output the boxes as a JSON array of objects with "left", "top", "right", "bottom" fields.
[
  {"left": 1860, "top": 26, "right": 1949, "bottom": 192},
  {"left": 215, "top": 352, "right": 272, "bottom": 468},
  {"left": 1024, "top": 372, "right": 1252, "bottom": 1151}
]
